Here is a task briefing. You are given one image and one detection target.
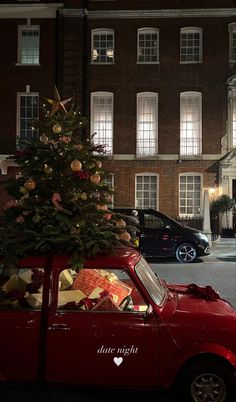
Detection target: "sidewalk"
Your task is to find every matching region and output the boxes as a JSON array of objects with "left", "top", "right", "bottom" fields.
[{"left": 210, "top": 237, "right": 236, "bottom": 261}]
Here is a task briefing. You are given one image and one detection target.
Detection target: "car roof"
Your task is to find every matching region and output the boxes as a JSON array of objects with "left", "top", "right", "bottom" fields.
[{"left": 13, "top": 247, "right": 141, "bottom": 272}]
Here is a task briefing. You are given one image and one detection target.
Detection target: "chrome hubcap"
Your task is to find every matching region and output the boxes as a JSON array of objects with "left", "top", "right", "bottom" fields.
[
  {"left": 191, "top": 373, "right": 226, "bottom": 402},
  {"left": 178, "top": 246, "right": 196, "bottom": 262}
]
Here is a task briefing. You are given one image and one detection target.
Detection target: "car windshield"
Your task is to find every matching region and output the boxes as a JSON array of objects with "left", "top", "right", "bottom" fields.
[{"left": 135, "top": 257, "right": 166, "bottom": 306}]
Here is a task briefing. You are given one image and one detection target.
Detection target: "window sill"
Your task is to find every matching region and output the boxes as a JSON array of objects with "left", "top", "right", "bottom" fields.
[
  {"left": 179, "top": 155, "right": 203, "bottom": 160},
  {"left": 179, "top": 61, "right": 203, "bottom": 64},
  {"left": 136, "top": 61, "right": 160, "bottom": 65},
  {"left": 90, "top": 62, "right": 115, "bottom": 65},
  {"left": 15, "top": 63, "right": 41, "bottom": 67}
]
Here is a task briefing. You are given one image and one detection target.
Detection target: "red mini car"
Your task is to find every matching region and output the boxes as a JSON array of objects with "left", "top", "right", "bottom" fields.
[{"left": 0, "top": 247, "right": 236, "bottom": 402}]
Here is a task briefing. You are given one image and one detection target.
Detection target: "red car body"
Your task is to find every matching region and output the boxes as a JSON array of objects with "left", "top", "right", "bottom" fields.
[{"left": 0, "top": 248, "right": 236, "bottom": 401}]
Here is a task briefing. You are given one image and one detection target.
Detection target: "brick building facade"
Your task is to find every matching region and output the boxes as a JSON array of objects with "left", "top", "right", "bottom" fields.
[{"left": 0, "top": 0, "right": 236, "bottom": 230}]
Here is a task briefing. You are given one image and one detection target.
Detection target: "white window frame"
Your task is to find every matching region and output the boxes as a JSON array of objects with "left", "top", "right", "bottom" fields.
[
  {"left": 136, "top": 92, "right": 158, "bottom": 157},
  {"left": 229, "top": 23, "right": 236, "bottom": 64},
  {"left": 91, "top": 28, "right": 114, "bottom": 64},
  {"left": 179, "top": 173, "right": 203, "bottom": 217},
  {"left": 135, "top": 173, "right": 159, "bottom": 210},
  {"left": 228, "top": 86, "right": 236, "bottom": 148},
  {"left": 17, "top": 25, "right": 40, "bottom": 65},
  {"left": 16, "top": 92, "right": 39, "bottom": 141},
  {"left": 180, "top": 91, "right": 202, "bottom": 157},
  {"left": 90, "top": 91, "right": 113, "bottom": 154},
  {"left": 180, "top": 27, "right": 203, "bottom": 64},
  {"left": 137, "top": 27, "right": 159, "bottom": 64}
]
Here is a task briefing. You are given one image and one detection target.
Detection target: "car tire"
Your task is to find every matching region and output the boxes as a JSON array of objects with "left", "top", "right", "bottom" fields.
[
  {"left": 176, "top": 243, "right": 197, "bottom": 263},
  {"left": 175, "top": 359, "right": 236, "bottom": 402}
]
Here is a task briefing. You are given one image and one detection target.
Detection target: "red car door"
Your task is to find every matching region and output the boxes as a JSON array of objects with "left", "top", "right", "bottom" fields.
[
  {"left": 0, "top": 262, "right": 49, "bottom": 381},
  {"left": 45, "top": 267, "right": 161, "bottom": 387}
]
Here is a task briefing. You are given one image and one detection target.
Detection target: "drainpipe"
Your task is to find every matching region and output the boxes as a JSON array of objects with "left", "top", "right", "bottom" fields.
[{"left": 81, "top": 1, "right": 89, "bottom": 140}]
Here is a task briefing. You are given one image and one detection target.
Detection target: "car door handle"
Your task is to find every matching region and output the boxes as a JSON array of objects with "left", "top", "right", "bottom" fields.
[{"left": 48, "top": 324, "right": 70, "bottom": 332}]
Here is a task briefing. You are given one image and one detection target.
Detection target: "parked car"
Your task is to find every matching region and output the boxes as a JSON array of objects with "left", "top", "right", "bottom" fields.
[
  {"left": 112, "top": 208, "right": 209, "bottom": 263},
  {"left": 0, "top": 248, "right": 235, "bottom": 401}
]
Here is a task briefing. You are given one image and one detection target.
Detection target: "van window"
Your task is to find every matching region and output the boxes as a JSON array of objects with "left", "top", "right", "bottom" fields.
[
  {"left": 144, "top": 214, "right": 166, "bottom": 229},
  {"left": 0, "top": 267, "right": 44, "bottom": 310},
  {"left": 57, "top": 268, "right": 148, "bottom": 313}
]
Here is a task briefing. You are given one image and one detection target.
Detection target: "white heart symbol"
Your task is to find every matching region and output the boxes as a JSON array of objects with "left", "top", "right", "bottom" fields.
[{"left": 114, "top": 357, "right": 123, "bottom": 366}]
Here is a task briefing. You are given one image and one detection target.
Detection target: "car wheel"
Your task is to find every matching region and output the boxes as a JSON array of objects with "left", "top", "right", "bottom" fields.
[
  {"left": 176, "top": 359, "right": 236, "bottom": 402},
  {"left": 176, "top": 243, "right": 197, "bottom": 263}
]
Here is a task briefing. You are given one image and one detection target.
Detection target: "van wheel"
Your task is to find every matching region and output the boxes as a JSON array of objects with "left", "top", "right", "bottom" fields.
[
  {"left": 175, "top": 359, "right": 236, "bottom": 402},
  {"left": 176, "top": 243, "right": 197, "bottom": 263}
]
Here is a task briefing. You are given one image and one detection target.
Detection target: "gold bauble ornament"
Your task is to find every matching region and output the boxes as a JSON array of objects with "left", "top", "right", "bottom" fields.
[
  {"left": 24, "top": 178, "right": 36, "bottom": 191},
  {"left": 52, "top": 123, "right": 62, "bottom": 133},
  {"left": 116, "top": 219, "right": 126, "bottom": 228},
  {"left": 80, "top": 192, "right": 87, "bottom": 200},
  {"left": 96, "top": 160, "right": 102, "bottom": 169},
  {"left": 90, "top": 172, "right": 101, "bottom": 184},
  {"left": 39, "top": 134, "right": 48, "bottom": 144},
  {"left": 70, "top": 159, "right": 82, "bottom": 172},
  {"left": 97, "top": 204, "right": 108, "bottom": 211},
  {"left": 119, "top": 231, "right": 131, "bottom": 242},
  {"left": 44, "top": 164, "right": 53, "bottom": 175}
]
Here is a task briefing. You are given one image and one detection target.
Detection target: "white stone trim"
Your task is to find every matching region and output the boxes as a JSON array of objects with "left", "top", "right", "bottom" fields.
[
  {"left": 0, "top": 4, "right": 63, "bottom": 19},
  {"left": 0, "top": 156, "right": 17, "bottom": 175},
  {"left": 87, "top": 9, "right": 236, "bottom": 19},
  {"left": 112, "top": 154, "right": 221, "bottom": 160}
]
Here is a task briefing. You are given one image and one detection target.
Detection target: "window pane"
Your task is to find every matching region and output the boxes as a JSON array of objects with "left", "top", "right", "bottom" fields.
[
  {"left": 180, "top": 93, "right": 202, "bottom": 156},
  {"left": 138, "top": 29, "right": 159, "bottom": 63},
  {"left": 91, "top": 93, "right": 113, "bottom": 153},
  {"left": 19, "top": 94, "right": 39, "bottom": 140},
  {"left": 20, "top": 27, "right": 40, "bottom": 64},
  {"left": 92, "top": 30, "right": 114, "bottom": 63},
  {"left": 179, "top": 175, "right": 201, "bottom": 216},
  {"left": 135, "top": 175, "right": 157, "bottom": 209},
  {"left": 180, "top": 29, "right": 201, "bottom": 63},
  {"left": 137, "top": 94, "right": 158, "bottom": 156}
]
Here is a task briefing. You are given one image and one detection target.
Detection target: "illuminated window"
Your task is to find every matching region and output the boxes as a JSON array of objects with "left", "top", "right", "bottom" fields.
[
  {"left": 180, "top": 27, "right": 202, "bottom": 63},
  {"left": 230, "top": 88, "right": 236, "bottom": 147},
  {"left": 229, "top": 23, "right": 236, "bottom": 63},
  {"left": 137, "top": 28, "right": 159, "bottom": 63},
  {"left": 180, "top": 92, "right": 202, "bottom": 156},
  {"left": 91, "top": 92, "right": 113, "bottom": 154},
  {"left": 135, "top": 174, "right": 158, "bottom": 209},
  {"left": 179, "top": 174, "right": 202, "bottom": 216},
  {"left": 91, "top": 29, "right": 114, "bottom": 63},
  {"left": 17, "top": 93, "right": 38, "bottom": 140},
  {"left": 18, "top": 25, "right": 40, "bottom": 64},
  {"left": 137, "top": 92, "right": 158, "bottom": 157}
]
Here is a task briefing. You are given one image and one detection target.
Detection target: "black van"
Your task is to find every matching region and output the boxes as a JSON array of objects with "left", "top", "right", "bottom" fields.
[{"left": 112, "top": 208, "right": 210, "bottom": 263}]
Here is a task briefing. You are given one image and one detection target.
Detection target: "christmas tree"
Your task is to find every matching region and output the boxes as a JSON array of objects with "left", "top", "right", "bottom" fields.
[{"left": 0, "top": 89, "right": 137, "bottom": 268}]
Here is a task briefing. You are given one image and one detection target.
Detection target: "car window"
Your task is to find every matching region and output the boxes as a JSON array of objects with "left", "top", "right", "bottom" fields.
[
  {"left": 57, "top": 268, "right": 148, "bottom": 313},
  {"left": 144, "top": 214, "right": 166, "bottom": 229},
  {"left": 0, "top": 267, "right": 45, "bottom": 310},
  {"left": 135, "top": 257, "right": 166, "bottom": 305}
]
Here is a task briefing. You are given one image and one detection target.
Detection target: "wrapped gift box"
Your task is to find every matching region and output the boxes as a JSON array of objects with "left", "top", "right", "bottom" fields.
[
  {"left": 58, "top": 290, "right": 85, "bottom": 307},
  {"left": 26, "top": 289, "right": 86, "bottom": 309},
  {"left": 72, "top": 269, "right": 131, "bottom": 304},
  {"left": 59, "top": 270, "right": 74, "bottom": 290},
  {"left": 88, "top": 287, "right": 119, "bottom": 303},
  {"left": 25, "top": 293, "right": 42, "bottom": 308},
  {"left": 17, "top": 270, "right": 34, "bottom": 291},
  {"left": 91, "top": 295, "right": 121, "bottom": 311},
  {"left": 2, "top": 274, "right": 18, "bottom": 293},
  {"left": 133, "top": 305, "right": 148, "bottom": 312}
]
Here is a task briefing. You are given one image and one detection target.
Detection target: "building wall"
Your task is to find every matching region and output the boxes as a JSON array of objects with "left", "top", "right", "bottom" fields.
[{"left": 0, "top": 3, "right": 60, "bottom": 210}]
